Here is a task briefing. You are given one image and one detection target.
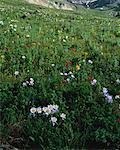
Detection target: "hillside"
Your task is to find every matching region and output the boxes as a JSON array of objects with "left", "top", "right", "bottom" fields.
[{"left": 0, "top": 0, "right": 120, "bottom": 149}]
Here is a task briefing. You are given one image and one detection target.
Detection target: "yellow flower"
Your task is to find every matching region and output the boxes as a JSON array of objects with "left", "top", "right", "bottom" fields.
[{"left": 76, "top": 64, "right": 80, "bottom": 71}]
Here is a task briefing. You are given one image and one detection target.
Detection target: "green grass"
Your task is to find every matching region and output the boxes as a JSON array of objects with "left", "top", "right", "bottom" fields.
[{"left": 0, "top": 0, "right": 120, "bottom": 149}]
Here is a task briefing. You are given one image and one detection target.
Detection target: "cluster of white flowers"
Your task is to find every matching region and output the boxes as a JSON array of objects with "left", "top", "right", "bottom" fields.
[
  {"left": 23, "top": 78, "right": 34, "bottom": 87},
  {"left": 10, "top": 24, "right": 17, "bottom": 31},
  {"left": 30, "top": 104, "right": 66, "bottom": 126},
  {"left": 60, "top": 71, "right": 75, "bottom": 82},
  {"left": 0, "top": 21, "right": 4, "bottom": 26},
  {"left": 91, "top": 79, "right": 97, "bottom": 85},
  {"left": 88, "top": 60, "right": 93, "bottom": 64},
  {"left": 103, "top": 87, "right": 113, "bottom": 103}
]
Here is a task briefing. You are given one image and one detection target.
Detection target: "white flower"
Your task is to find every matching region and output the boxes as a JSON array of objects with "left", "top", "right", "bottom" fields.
[
  {"left": 83, "top": 59, "right": 86, "bottom": 62},
  {"left": 71, "top": 74, "right": 75, "bottom": 78},
  {"left": 63, "top": 39, "right": 66, "bottom": 42},
  {"left": 0, "top": 21, "right": 4, "bottom": 25},
  {"left": 22, "top": 82, "right": 27, "bottom": 87},
  {"left": 26, "top": 34, "right": 30, "bottom": 38},
  {"left": 103, "top": 87, "right": 108, "bottom": 95},
  {"left": 13, "top": 28, "right": 16, "bottom": 31},
  {"left": 50, "top": 117, "right": 57, "bottom": 126},
  {"left": 88, "top": 60, "right": 93, "bottom": 64},
  {"left": 30, "top": 78, "right": 34, "bottom": 82},
  {"left": 14, "top": 71, "right": 19, "bottom": 76},
  {"left": 30, "top": 107, "right": 36, "bottom": 114},
  {"left": 66, "top": 78, "right": 70, "bottom": 82},
  {"left": 66, "top": 36, "right": 68, "bottom": 39},
  {"left": 64, "top": 73, "right": 68, "bottom": 76},
  {"left": 51, "top": 64, "right": 55, "bottom": 67},
  {"left": 60, "top": 72, "right": 64, "bottom": 76},
  {"left": 42, "top": 107, "right": 51, "bottom": 115},
  {"left": 69, "top": 71, "right": 73, "bottom": 75},
  {"left": 106, "top": 95, "right": 113, "bottom": 103},
  {"left": 37, "top": 107, "right": 42, "bottom": 114},
  {"left": 116, "top": 79, "right": 120, "bottom": 84},
  {"left": 14, "top": 24, "right": 17, "bottom": 28},
  {"left": 91, "top": 79, "right": 97, "bottom": 85},
  {"left": 29, "top": 80, "right": 34, "bottom": 86},
  {"left": 22, "top": 55, "right": 26, "bottom": 59},
  {"left": 115, "top": 95, "right": 120, "bottom": 99},
  {"left": 60, "top": 113, "right": 66, "bottom": 120},
  {"left": 52, "top": 105, "right": 59, "bottom": 113}
]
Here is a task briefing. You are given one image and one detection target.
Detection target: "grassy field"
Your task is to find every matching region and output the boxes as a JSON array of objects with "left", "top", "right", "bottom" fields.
[{"left": 0, "top": 0, "right": 120, "bottom": 149}]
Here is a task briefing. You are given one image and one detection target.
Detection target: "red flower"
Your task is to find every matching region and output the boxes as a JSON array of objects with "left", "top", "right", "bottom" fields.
[{"left": 115, "top": 118, "right": 120, "bottom": 123}]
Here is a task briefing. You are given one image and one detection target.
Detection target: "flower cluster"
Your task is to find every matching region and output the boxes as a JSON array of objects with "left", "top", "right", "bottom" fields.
[
  {"left": 103, "top": 87, "right": 113, "bottom": 103},
  {"left": 23, "top": 78, "right": 34, "bottom": 87},
  {"left": 60, "top": 71, "right": 75, "bottom": 82},
  {"left": 91, "top": 79, "right": 97, "bottom": 85},
  {"left": 30, "top": 104, "right": 66, "bottom": 126}
]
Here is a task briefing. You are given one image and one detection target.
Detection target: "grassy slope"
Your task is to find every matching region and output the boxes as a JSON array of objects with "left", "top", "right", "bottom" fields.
[{"left": 0, "top": 0, "right": 120, "bottom": 149}]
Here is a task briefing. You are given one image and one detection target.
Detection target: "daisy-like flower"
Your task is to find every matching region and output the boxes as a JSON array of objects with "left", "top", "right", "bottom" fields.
[
  {"left": 60, "top": 113, "right": 66, "bottom": 120},
  {"left": 14, "top": 71, "right": 19, "bottom": 76},
  {"left": 37, "top": 107, "right": 42, "bottom": 114},
  {"left": 88, "top": 60, "right": 93, "bottom": 64},
  {"left": 91, "top": 79, "right": 97, "bottom": 85},
  {"left": 30, "top": 107, "right": 36, "bottom": 114},
  {"left": 50, "top": 117, "right": 57, "bottom": 126}
]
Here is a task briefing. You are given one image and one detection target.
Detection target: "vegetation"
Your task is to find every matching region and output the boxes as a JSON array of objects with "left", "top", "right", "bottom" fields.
[{"left": 0, "top": 0, "right": 120, "bottom": 149}]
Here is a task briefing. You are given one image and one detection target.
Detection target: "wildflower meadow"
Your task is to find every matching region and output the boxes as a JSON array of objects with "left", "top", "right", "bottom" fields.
[{"left": 0, "top": 0, "right": 120, "bottom": 149}]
